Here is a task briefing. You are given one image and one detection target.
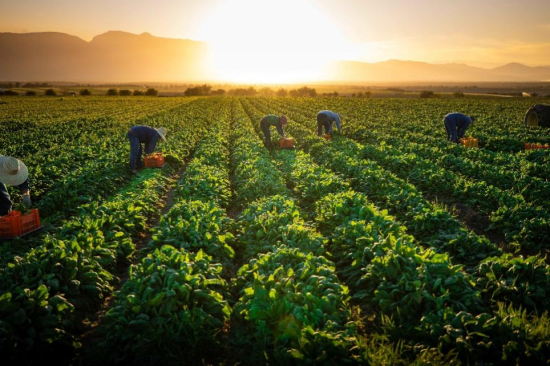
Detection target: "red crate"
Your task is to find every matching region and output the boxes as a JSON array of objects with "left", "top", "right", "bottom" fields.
[
  {"left": 279, "top": 138, "right": 294, "bottom": 149},
  {"left": 0, "top": 209, "right": 41, "bottom": 239},
  {"left": 144, "top": 153, "right": 165, "bottom": 168}
]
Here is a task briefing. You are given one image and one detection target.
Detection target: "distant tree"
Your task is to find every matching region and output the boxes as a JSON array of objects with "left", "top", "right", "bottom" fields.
[
  {"left": 211, "top": 89, "right": 226, "bottom": 96},
  {"left": 258, "top": 87, "right": 275, "bottom": 97},
  {"left": 351, "top": 93, "right": 356, "bottom": 98},
  {"left": 276, "top": 88, "right": 288, "bottom": 97},
  {"left": 107, "top": 88, "right": 119, "bottom": 96},
  {"left": 419, "top": 90, "right": 434, "bottom": 98},
  {"left": 364, "top": 91, "right": 372, "bottom": 98},
  {"left": 453, "top": 91, "right": 465, "bottom": 98},
  {"left": 45, "top": 89, "right": 57, "bottom": 96},
  {"left": 15, "top": 82, "right": 21, "bottom": 88},
  {"left": 80, "top": 89, "right": 92, "bottom": 96},
  {"left": 289, "top": 86, "right": 317, "bottom": 97},
  {"left": 184, "top": 84, "right": 212, "bottom": 96},
  {"left": 119, "top": 89, "right": 132, "bottom": 96},
  {"left": 4, "top": 90, "right": 19, "bottom": 96},
  {"left": 145, "top": 88, "right": 159, "bottom": 96},
  {"left": 25, "top": 90, "right": 37, "bottom": 96},
  {"left": 133, "top": 90, "right": 145, "bottom": 96},
  {"left": 228, "top": 87, "right": 257, "bottom": 96}
]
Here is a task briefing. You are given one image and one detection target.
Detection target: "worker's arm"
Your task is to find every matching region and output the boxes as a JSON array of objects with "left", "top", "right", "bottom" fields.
[
  {"left": 276, "top": 122, "right": 285, "bottom": 138},
  {"left": 145, "top": 133, "right": 159, "bottom": 154},
  {"left": 334, "top": 117, "right": 342, "bottom": 133},
  {"left": 457, "top": 118, "right": 472, "bottom": 139},
  {"left": 18, "top": 179, "right": 31, "bottom": 207}
]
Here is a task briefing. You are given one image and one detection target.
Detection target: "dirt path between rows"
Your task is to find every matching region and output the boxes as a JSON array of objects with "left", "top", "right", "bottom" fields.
[{"left": 72, "top": 165, "right": 187, "bottom": 366}]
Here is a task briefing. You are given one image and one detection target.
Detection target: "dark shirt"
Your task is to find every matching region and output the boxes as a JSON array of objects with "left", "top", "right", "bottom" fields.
[
  {"left": 445, "top": 113, "right": 473, "bottom": 139},
  {"left": 260, "top": 115, "right": 285, "bottom": 137},
  {"left": 128, "top": 125, "right": 160, "bottom": 154}
]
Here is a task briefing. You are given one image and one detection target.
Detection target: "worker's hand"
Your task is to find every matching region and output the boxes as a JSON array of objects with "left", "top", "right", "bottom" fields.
[{"left": 22, "top": 194, "right": 32, "bottom": 208}]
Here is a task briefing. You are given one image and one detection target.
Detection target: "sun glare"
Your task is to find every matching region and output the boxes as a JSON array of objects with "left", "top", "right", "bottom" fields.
[{"left": 197, "top": 0, "right": 347, "bottom": 84}]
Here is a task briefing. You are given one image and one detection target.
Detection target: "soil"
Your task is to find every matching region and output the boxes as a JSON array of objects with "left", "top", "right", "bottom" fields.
[{"left": 425, "top": 192, "right": 507, "bottom": 249}]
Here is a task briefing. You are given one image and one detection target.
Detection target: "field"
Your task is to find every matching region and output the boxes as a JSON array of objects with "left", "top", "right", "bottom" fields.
[{"left": 1, "top": 96, "right": 550, "bottom": 365}]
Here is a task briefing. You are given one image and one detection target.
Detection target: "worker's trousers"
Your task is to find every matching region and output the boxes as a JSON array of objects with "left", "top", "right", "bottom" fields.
[
  {"left": 127, "top": 132, "right": 144, "bottom": 170},
  {"left": 260, "top": 120, "right": 274, "bottom": 150},
  {"left": 444, "top": 117, "right": 459, "bottom": 143}
]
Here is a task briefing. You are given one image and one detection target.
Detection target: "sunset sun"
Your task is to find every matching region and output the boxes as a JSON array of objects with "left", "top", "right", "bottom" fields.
[{"left": 198, "top": 0, "right": 347, "bottom": 83}]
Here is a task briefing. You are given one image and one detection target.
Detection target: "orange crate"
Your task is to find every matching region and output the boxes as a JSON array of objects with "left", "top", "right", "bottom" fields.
[
  {"left": 279, "top": 138, "right": 294, "bottom": 149},
  {"left": 144, "top": 153, "right": 165, "bottom": 168},
  {"left": 0, "top": 209, "right": 41, "bottom": 239},
  {"left": 323, "top": 134, "right": 332, "bottom": 141}
]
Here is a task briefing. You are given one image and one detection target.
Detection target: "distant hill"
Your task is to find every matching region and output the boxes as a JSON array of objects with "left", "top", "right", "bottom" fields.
[
  {"left": 328, "top": 60, "right": 550, "bottom": 83},
  {"left": 0, "top": 31, "right": 210, "bottom": 82},
  {"left": 1, "top": 31, "right": 549, "bottom": 82}
]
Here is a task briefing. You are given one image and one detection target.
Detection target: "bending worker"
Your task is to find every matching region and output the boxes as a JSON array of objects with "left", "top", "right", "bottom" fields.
[
  {"left": 444, "top": 113, "right": 475, "bottom": 143},
  {"left": 260, "top": 114, "right": 287, "bottom": 150},
  {"left": 317, "top": 110, "right": 342, "bottom": 136},
  {"left": 127, "top": 125, "right": 167, "bottom": 174},
  {"left": 0, "top": 156, "right": 32, "bottom": 216}
]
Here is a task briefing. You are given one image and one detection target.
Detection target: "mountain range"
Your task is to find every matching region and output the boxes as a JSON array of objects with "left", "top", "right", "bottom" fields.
[{"left": 1, "top": 31, "right": 549, "bottom": 83}]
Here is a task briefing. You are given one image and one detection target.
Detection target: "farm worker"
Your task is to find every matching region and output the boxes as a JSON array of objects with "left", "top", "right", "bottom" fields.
[
  {"left": 444, "top": 113, "right": 475, "bottom": 143},
  {"left": 0, "top": 156, "right": 32, "bottom": 216},
  {"left": 127, "top": 126, "right": 167, "bottom": 173},
  {"left": 317, "top": 110, "right": 342, "bottom": 136},
  {"left": 260, "top": 114, "right": 287, "bottom": 150}
]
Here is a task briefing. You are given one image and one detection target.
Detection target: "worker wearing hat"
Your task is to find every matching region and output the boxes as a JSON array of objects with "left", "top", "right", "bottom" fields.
[
  {"left": 444, "top": 113, "right": 475, "bottom": 143},
  {"left": 260, "top": 115, "right": 287, "bottom": 151},
  {"left": 0, "top": 156, "right": 31, "bottom": 216},
  {"left": 317, "top": 110, "right": 342, "bottom": 136},
  {"left": 127, "top": 126, "right": 167, "bottom": 173}
]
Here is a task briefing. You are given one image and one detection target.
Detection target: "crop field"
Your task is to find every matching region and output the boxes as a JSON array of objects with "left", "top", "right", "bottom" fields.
[{"left": 1, "top": 96, "right": 550, "bottom": 365}]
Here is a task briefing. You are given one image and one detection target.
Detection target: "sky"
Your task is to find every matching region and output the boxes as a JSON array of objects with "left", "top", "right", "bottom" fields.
[{"left": 1, "top": 0, "right": 550, "bottom": 82}]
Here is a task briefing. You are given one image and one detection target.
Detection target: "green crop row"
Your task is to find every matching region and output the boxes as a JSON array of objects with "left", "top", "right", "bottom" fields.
[
  {"left": 0, "top": 99, "right": 215, "bottom": 363},
  {"left": 95, "top": 101, "right": 234, "bottom": 365}
]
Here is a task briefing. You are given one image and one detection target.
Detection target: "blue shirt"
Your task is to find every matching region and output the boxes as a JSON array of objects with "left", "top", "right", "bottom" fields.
[
  {"left": 445, "top": 113, "right": 472, "bottom": 138},
  {"left": 128, "top": 125, "right": 161, "bottom": 154},
  {"left": 318, "top": 110, "right": 342, "bottom": 133}
]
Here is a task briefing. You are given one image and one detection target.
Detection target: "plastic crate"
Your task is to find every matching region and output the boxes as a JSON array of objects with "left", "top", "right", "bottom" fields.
[
  {"left": 144, "top": 153, "right": 165, "bottom": 168},
  {"left": 525, "top": 143, "right": 549, "bottom": 150},
  {"left": 460, "top": 137, "right": 478, "bottom": 148},
  {"left": 279, "top": 138, "right": 294, "bottom": 149},
  {"left": 0, "top": 209, "right": 41, "bottom": 239}
]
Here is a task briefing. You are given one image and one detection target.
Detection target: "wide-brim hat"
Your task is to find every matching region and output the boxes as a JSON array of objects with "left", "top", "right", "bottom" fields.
[
  {"left": 0, "top": 156, "right": 28, "bottom": 187},
  {"left": 156, "top": 127, "right": 167, "bottom": 141}
]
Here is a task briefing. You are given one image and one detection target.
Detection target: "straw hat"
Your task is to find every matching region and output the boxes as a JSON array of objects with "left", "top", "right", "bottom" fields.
[
  {"left": 0, "top": 156, "right": 28, "bottom": 187},
  {"left": 155, "top": 127, "right": 167, "bottom": 141}
]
